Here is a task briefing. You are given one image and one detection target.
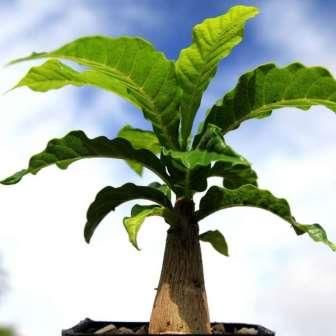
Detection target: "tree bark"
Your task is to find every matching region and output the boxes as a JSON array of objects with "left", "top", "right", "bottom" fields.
[{"left": 148, "top": 199, "right": 211, "bottom": 334}]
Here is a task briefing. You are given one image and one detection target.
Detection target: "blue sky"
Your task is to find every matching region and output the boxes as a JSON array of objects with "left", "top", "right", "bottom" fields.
[{"left": 0, "top": 1, "right": 336, "bottom": 336}]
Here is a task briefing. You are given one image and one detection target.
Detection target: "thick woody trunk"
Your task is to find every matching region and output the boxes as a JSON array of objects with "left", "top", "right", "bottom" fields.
[{"left": 148, "top": 199, "right": 211, "bottom": 334}]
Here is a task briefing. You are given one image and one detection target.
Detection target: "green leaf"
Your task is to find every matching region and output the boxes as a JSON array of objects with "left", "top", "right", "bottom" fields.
[
  {"left": 1, "top": 130, "right": 171, "bottom": 187},
  {"left": 210, "top": 162, "right": 258, "bottom": 189},
  {"left": 193, "top": 123, "right": 257, "bottom": 188},
  {"left": 176, "top": 5, "right": 259, "bottom": 147},
  {"left": 117, "top": 125, "right": 161, "bottom": 175},
  {"left": 196, "top": 185, "right": 336, "bottom": 251},
  {"left": 163, "top": 148, "right": 248, "bottom": 170},
  {"left": 10, "top": 59, "right": 138, "bottom": 105},
  {"left": 117, "top": 125, "right": 161, "bottom": 152},
  {"left": 199, "top": 230, "right": 229, "bottom": 256},
  {"left": 162, "top": 127, "right": 250, "bottom": 197},
  {"left": 10, "top": 36, "right": 182, "bottom": 149},
  {"left": 162, "top": 147, "right": 249, "bottom": 198},
  {"left": 295, "top": 223, "right": 336, "bottom": 252},
  {"left": 85, "top": 183, "right": 172, "bottom": 243},
  {"left": 204, "top": 63, "right": 336, "bottom": 134},
  {"left": 162, "top": 153, "right": 209, "bottom": 197},
  {"left": 123, "top": 204, "right": 165, "bottom": 250},
  {"left": 148, "top": 182, "right": 172, "bottom": 200}
]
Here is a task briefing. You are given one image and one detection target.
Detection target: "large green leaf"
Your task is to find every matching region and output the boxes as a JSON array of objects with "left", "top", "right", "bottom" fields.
[
  {"left": 123, "top": 204, "right": 165, "bottom": 250},
  {"left": 196, "top": 185, "right": 336, "bottom": 251},
  {"left": 1, "top": 131, "right": 171, "bottom": 187},
  {"left": 117, "top": 125, "right": 161, "bottom": 175},
  {"left": 10, "top": 36, "right": 182, "bottom": 149},
  {"left": 85, "top": 183, "right": 172, "bottom": 243},
  {"left": 176, "top": 5, "right": 259, "bottom": 147},
  {"left": 199, "top": 229, "right": 229, "bottom": 256},
  {"left": 10, "top": 59, "right": 138, "bottom": 105},
  {"left": 204, "top": 63, "right": 336, "bottom": 134}
]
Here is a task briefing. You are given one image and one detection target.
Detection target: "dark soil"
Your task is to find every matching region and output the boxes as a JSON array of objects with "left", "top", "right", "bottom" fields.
[{"left": 62, "top": 319, "right": 275, "bottom": 336}]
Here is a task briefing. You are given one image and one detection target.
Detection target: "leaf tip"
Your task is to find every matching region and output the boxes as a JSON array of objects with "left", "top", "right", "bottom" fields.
[{"left": 84, "top": 223, "right": 93, "bottom": 244}]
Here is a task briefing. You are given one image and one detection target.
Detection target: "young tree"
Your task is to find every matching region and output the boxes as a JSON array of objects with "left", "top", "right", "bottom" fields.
[{"left": 2, "top": 5, "right": 336, "bottom": 334}]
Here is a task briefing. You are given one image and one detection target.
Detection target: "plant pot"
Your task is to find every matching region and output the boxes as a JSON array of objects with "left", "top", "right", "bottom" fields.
[{"left": 62, "top": 318, "right": 275, "bottom": 335}]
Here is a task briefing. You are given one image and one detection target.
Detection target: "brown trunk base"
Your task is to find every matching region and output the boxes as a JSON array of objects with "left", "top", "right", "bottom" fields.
[{"left": 148, "top": 199, "right": 211, "bottom": 334}]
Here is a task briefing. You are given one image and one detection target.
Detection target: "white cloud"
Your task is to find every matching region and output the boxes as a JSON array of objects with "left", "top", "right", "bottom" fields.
[
  {"left": 0, "top": 1, "right": 165, "bottom": 335},
  {"left": 257, "top": 0, "right": 336, "bottom": 70}
]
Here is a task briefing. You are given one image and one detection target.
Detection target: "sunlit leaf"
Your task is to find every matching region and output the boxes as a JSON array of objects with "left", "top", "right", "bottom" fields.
[
  {"left": 10, "top": 36, "right": 182, "bottom": 149},
  {"left": 204, "top": 63, "right": 336, "bottom": 134},
  {"left": 176, "top": 5, "right": 259, "bottom": 147}
]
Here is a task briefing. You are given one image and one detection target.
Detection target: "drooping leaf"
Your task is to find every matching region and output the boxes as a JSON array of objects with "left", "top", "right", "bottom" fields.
[
  {"left": 294, "top": 223, "right": 336, "bottom": 252},
  {"left": 123, "top": 204, "right": 165, "bottom": 250},
  {"left": 199, "top": 229, "right": 229, "bottom": 256},
  {"left": 10, "top": 59, "right": 138, "bottom": 105},
  {"left": 176, "top": 5, "right": 259, "bottom": 147},
  {"left": 196, "top": 185, "right": 336, "bottom": 251},
  {"left": 85, "top": 183, "right": 172, "bottom": 243},
  {"left": 117, "top": 125, "right": 161, "bottom": 175},
  {"left": 1, "top": 131, "right": 171, "bottom": 187},
  {"left": 204, "top": 63, "right": 336, "bottom": 135},
  {"left": 10, "top": 36, "right": 182, "bottom": 149}
]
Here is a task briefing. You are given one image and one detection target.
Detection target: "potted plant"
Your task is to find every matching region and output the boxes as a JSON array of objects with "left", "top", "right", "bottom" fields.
[{"left": 1, "top": 4, "right": 335, "bottom": 335}]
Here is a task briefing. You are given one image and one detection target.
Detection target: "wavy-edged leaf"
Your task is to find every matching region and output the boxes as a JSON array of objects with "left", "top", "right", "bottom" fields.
[
  {"left": 123, "top": 204, "right": 165, "bottom": 250},
  {"left": 117, "top": 125, "right": 161, "bottom": 175},
  {"left": 294, "top": 223, "right": 336, "bottom": 252},
  {"left": 10, "top": 36, "right": 182, "bottom": 149},
  {"left": 196, "top": 185, "right": 336, "bottom": 251},
  {"left": 204, "top": 63, "right": 336, "bottom": 134},
  {"left": 176, "top": 5, "right": 259, "bottom": 147},
  {"left": 85, "top": 183, "right": 172, "bottom": 243},
  {"left": 199, "top": 229, "right": 229, "bottom": 256},
  {"left": 1, "top": 130, "right": 171, "bottom": 186}
]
